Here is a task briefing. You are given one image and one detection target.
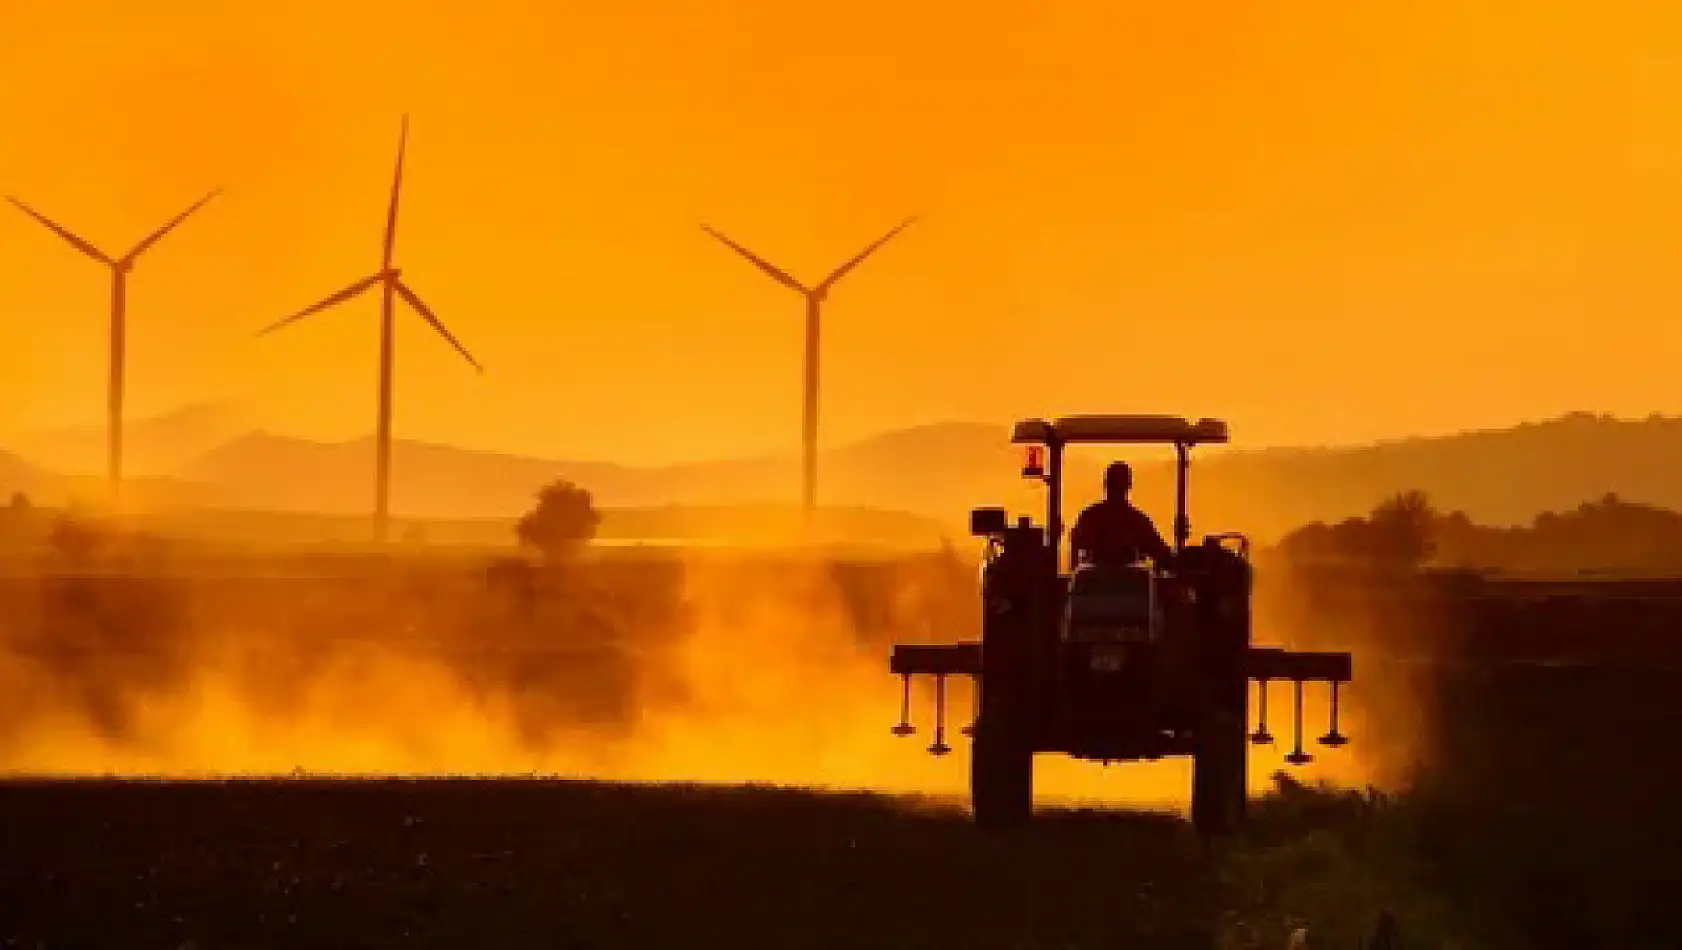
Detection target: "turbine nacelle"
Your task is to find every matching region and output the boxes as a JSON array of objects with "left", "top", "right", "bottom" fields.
[
  {"left": 7, "top": 189, "right": 221, "bottom": 275},
  {"left": 700, "top": 216, "right": 917, "bottom": 304}
]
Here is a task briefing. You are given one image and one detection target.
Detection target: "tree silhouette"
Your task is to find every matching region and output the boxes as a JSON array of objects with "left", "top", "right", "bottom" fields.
[
  {"left": 1366, "top": 490, "right": 1437, "bottom": 569},
  {"left": 1275, "top": 490, "right": 1437, "bottom": 571},
  {"left": 516, "top": 479, "right": 600, "bottom": 563},
  {"left": 1275, "top": 489, "right": 1682, "bottom": 574}
]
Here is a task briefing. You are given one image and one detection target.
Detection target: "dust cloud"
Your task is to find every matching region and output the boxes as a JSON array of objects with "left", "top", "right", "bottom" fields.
[{"left": 0, "top": 534, "right": 1419, "bottom": 811}]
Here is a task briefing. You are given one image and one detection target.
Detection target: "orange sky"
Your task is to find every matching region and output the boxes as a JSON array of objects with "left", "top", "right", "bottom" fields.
[{"left": 0, "top": 0, "right": 1680, "bottom": 465}]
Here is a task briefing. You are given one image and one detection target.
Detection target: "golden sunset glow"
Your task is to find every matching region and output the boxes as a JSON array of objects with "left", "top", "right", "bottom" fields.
[
  {"left": 0, "top": 1, "right": 1679, "bottom": 465},
  {"left": 5, "top": 11, "right": 1674, "bottom": 950}
]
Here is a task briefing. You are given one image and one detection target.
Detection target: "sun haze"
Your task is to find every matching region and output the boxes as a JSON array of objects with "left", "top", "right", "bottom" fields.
[{"left": 0, "top": 0, "right": 1676, "bottom": 464}]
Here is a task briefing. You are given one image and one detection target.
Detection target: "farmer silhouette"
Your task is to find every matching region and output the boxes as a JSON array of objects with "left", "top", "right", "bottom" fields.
[{"left": 1069, "top": 461, "right": 1173, "bottom": 569}]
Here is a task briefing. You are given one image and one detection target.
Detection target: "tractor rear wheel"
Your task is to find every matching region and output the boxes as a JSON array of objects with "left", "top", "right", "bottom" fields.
[
  {"left": 970, "top": 724, "right": 1033, "bottom": 828},
  {"left": 1190, "top": 705, "right": 1248, "bottom": 836}
]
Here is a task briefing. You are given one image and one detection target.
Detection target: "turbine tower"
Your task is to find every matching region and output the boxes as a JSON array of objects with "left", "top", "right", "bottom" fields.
[
  {"left": 6, "top": 188, "right": 220, "bottom": 498},
  {"left": 258, "top": 116, "right": 482, "bottom": 544},
  {"left": 700, "top": 217, "right": 916, "bottom": 520}
]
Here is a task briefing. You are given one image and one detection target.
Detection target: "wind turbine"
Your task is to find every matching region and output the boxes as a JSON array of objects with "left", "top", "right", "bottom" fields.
[
  {"left": 257, "top": 116, "right": 482, "bottom": 544},
  {"left": 700, "top": 217, "right": 917, "bottom": 520},
  {"left": 6, "top": 188, "right": 220, "bottom": 497}
]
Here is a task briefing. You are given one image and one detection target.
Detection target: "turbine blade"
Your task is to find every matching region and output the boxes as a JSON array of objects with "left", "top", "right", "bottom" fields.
[
  {"left": 700, "top": 225, "right": 808, "bottom": 294},
  {"left": 121, "top": 188, "right": 222, "bottom": 264},
  {"left": 815, "top": 216, "right": 918, "bottom": 293},
  {"left": 395, "top": 280, "right": 482, "bottom": 372},
  {"left": 255, "top": 273, "right": 382, "bottom": 336},
  {"left": 6, "top": 197, "right": 111, "bottom": 265},
  {"left": 383, "top": 115, "right": 408, "bottom": 269}
]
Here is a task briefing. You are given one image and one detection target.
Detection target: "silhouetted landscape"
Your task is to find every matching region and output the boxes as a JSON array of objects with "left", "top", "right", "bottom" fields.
[
  {"left": 10, "top": 406, "right": 1682, "bottom": 549},
  {"left": 0, "top": 349, "right": 1677, "bottom": 950},
  {"left": 1, "top": 454, "right": 1681, "bottom": 946},
  {"left": 9, "top": 1, "right": 1682, "bottom": 942}
]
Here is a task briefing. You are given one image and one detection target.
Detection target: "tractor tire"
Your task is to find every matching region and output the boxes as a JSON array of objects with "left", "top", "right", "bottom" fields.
[
  {"left": 970, "top": 725, "right": 1033, "bottom": 829},
  {"left": 1190, "top": 706, "right": 1248, "bottom": 837}
]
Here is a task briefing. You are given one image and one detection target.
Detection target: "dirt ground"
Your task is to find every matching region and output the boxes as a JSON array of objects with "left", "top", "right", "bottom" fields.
[{"left": 0, "top": 776, "right": 1462, "bottom": 950}]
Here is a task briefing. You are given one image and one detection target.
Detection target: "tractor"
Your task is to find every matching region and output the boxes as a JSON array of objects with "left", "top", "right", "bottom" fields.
[{"left": 887, "top": 415, "right": 1352, "bottom": 834}]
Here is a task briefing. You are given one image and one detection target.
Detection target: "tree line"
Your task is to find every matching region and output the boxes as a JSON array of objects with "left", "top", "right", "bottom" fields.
[
  {"left": 1273, "top": 489, "right": 1682, "bottom": 575},
  {"left": 14, "top": 474, "right": 1682, "bottom": 577}
]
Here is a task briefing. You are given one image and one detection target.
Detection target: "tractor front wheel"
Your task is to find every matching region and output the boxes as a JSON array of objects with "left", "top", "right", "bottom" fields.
[
  {"left": 1190, "top": 706, "right": 1248, "bottom": 836},
  {"left": 970, "top": 725, "right": 1033, "bottom": 828}
]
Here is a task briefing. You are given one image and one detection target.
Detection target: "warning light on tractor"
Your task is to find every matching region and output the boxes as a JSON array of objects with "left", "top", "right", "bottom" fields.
[{"left": 1022, "top": 445, "right": 1046, "bottom": 480}]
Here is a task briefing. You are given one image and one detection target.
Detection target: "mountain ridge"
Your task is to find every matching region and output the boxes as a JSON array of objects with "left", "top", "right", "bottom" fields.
[
  {"left": 7, "top": 408, "right": 1682, "bottom": 542},
  {"left": 7, "top": 399, "right": 252, "bottom": 478}
]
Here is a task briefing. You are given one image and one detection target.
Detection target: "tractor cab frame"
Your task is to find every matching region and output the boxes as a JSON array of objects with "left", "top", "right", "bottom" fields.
[
  {"left": 887, "top": 415, "right": 1353, "bottom": 834},
  {"left": 1005, "top": 413, "right": 1225, "bottom": 560}
]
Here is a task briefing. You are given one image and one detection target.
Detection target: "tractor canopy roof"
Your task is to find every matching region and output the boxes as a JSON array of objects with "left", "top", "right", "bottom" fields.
[{"left": 1010, "top": 415, "right": 1230, "bottom": 446}]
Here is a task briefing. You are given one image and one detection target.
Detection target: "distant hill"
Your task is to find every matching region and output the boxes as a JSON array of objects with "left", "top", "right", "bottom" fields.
[
  {"left": 177, "top": 422, "right": 1043, "bottom": 523},
  {"left": 1171, "top": 412, "right": 1682, "bottom": 539},
  {"left": 184, "top": 432, "right": 645, "bottom": 518},
  {"left": 170, "top": 412, "right": 1682, "bottom": 541},
  {"left": 12, "top": 409, "right": 1682, "bottom": 544},
  {"left": 10, "top": 400, "right": 251, "bottom": 478},
  {"left": 0, "top": 447, "right": 206, "bottom": 512}
]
